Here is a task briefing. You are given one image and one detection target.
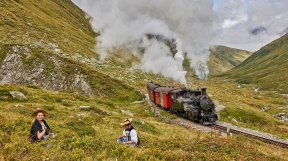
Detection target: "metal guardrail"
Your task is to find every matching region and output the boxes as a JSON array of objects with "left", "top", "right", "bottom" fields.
[{"left": 212, "top": 124, "right": 288, "bottom": 148}]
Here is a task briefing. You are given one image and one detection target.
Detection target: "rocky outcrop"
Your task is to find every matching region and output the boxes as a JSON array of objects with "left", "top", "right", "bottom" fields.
[
  {"left": 275, "top": 113, "right": 288, "bottom": 122},
  {"left": 0, "top": 44, "right": 93, "bottom": 96}
]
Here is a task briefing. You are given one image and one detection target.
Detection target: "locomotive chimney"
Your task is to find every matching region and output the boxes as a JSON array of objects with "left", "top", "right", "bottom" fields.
[{"left": 201, "top": 88, "right": 207, "bottom": 95}]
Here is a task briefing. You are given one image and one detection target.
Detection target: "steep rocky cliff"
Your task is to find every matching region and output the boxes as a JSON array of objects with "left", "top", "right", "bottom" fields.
[{"left": 0, "top": 44, "right": 93, "bottom": 95}]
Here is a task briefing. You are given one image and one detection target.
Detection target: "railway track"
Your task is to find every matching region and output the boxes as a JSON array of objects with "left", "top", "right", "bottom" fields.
[
  {"left": 146, "top": 95, "right": 288, "bottom": 148},
  {"left": 212, "top": 124, "right": 288, "bottom": 148}
]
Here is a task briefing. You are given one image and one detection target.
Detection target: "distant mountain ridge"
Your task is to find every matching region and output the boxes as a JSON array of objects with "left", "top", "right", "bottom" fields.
[
  {"left": 219, "top": 33, "right": 288, "bottom": 93},
  {"left": 208, "top": 46, "right": 252, "bottom": 75}
]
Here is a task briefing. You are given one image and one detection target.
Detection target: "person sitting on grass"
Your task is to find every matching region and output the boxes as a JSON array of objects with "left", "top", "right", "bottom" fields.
[
  {"left": 117, "top": 118, "right": 139, "bottom": 146},
  {"left": 29, "top": 109, "right": 55, "bottom": 142}
]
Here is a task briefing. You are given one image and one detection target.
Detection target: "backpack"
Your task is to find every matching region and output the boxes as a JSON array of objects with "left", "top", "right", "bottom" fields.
[
  {"left": 136, "top": 136, "right": 140, "bottom": 146},
  {"left": 28, "top": 133, "right": 41, "bottom": 143},
  {"left": 126, "top": 126, "right": 140, "bottom": 146}
]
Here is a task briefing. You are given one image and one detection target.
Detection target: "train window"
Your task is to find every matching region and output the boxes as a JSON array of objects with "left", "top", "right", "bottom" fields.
[
  {"left": 184, "top": 92, "right": 189, "bottom": 97},
  {"left": 171, "top": 94, "right": 175, "bottom": 99}
]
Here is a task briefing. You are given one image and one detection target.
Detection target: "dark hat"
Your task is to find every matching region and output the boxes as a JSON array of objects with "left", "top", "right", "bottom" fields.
[
  {"left": 120, "top": 118, "right": 132, "bottom": 126},
  {"left": 32, "top": 109, "right": 48, "bottom": 117}
]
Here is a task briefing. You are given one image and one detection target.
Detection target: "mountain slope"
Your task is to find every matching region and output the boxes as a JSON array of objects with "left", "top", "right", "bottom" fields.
[
  {"left": 219, "top": 33, "right": 288, "bottom": 93},
  {"left": 208, "top": 46, "right": 252, "bottom": 75},
  {"left": 0, "top": 0, "right": 95, "bottom": 53},
  {"left": 0, "top": 0, "right": 143, "bottom": 101}
]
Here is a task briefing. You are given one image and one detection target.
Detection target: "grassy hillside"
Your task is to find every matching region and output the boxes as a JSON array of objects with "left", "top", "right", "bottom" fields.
[
  {"left": 0, "top": 0, "right": 95, "bottom": 55},
  {"left": 208, "top": 46, "right": 252, "bottom": 75},
  {"left": 218, "top": 33, "right": 288, "bottom": 93}
]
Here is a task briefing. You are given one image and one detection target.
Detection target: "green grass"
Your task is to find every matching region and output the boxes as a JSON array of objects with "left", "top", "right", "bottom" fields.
[{"left": 1, "top": 84, "right": 288, "bottom": 160}]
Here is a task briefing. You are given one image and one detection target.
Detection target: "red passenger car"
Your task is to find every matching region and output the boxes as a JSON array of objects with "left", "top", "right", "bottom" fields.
[
  {"left": 154, "top": 86, "right": 176, "bottom": 109},
  {"left": 147, "top": 82, "right": 161, "bottom": 103}
]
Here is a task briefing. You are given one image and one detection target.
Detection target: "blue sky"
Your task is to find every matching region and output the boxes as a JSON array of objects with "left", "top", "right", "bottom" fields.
[{"left": 213, "top": 0, "right": 222, "bottom": 10}]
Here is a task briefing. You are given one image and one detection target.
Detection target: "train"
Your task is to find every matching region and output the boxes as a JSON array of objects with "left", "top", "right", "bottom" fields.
[{"left": 147, "top": 82, "right": 218, "bottom": 125}]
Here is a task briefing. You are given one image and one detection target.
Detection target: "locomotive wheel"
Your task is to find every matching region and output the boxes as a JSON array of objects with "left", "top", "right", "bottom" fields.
[{"left": 200, "top": 117, "right": 204, "bottom": 125}]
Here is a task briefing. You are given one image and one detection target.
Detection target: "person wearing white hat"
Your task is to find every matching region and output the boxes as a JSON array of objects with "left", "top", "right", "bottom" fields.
[
  {"left": 29, "top": 109, "right": 55, "bottom": 142},
  {"left": 117, "top": 118, "right": 139, "bottom": 146}
]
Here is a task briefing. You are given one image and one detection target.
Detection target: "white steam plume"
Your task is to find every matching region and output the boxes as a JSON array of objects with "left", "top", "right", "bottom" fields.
[{"left": 72, "top": 0, "right": 214, "bottom": 85}]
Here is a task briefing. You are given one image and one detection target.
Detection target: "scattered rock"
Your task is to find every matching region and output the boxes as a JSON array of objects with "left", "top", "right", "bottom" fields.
[
  {"left": 213, "top": 100, "right": 226, "bottom": 112},
  {"left": 261, "top": 106, "right": 271, "bottom": 112},
  {"left": 231, "top": 118, "right": 238, "bottom": 122},
  {"left": 77, "top": 113, "right": 88, "bottom": 117},
  {"left": 0, "top": 96, "right": 8, "bottom": 99},
  {"left": 9, "top": 91, "right": 27, "bottom": 100},
  {"left": 54, "top": 48, "right": 62, "bottom": 54},
  {"left": 121, "top": 109, "right": 133, "bottom": 117},
  {"left": 77, "top": 106, "right": 91, "bottom": 109},
  {"left": 130, "top": 99, "right": 145, "bottom": 104},
  {"left": 13, "top": 104, "right": 24, "bottom": 107},
  {"left": 277, "top": 107, "right": 284, "bottom": 110},
  {"left": 112, "top": 111, "right": 119, "bottom": 115},
  {"left": 281, "top": 94, "right": 288, "bottom": 97},
  {"left": 274, "top": 113, "right": 287, "bottom": 121}
]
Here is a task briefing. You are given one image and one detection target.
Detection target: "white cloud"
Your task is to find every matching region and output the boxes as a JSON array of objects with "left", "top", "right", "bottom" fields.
[
  {"left": 213, "top": 0, "right": 288, "bottom": 51},
  {"left": 222, "top": 14, "right": 248, "bottom": 28}
]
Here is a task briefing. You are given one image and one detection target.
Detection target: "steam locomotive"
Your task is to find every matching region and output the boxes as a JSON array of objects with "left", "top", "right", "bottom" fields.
[{"left": 147, "top": 82, "right": 218, "bottom": 125}]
